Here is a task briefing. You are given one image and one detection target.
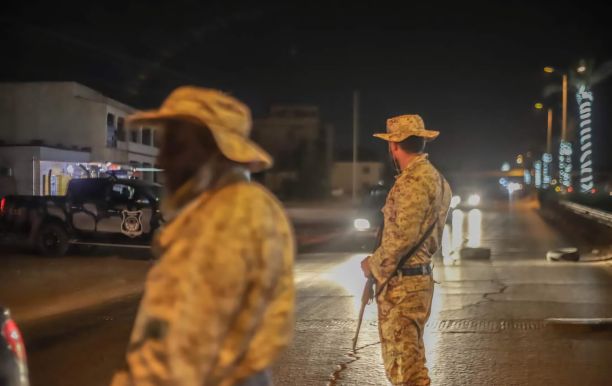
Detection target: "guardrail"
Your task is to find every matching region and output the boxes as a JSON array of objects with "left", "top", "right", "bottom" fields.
[{"left": 559, "top": 200, "right": 612, "bottom": 229}]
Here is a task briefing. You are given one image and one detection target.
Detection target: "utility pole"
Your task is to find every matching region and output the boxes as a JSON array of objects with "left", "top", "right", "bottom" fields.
[
  {"left": 561, "top": 74, "right": 568, "bottom": 140},
  {"left": 352, "top": 90, "right": 359, "bottom": 204},
  {"left": 546, "top": 108, "right": 553, "bottom": 154}
]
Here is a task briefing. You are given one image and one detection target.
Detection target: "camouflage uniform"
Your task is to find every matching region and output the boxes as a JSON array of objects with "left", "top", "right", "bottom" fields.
[
  {"left": 369, "top": 154, "right": 451, "bottom": 386},
  {"left": 111, "top": 166, "right": 295, "bottom": 386}
]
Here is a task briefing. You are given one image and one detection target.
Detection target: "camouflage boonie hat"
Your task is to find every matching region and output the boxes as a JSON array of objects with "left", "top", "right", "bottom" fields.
[
  {"left": 127, "top": 86, "right": 273, "bottom": 172},
  {"left": 373, "top": 114, "right": 439, "bottom": 142}
]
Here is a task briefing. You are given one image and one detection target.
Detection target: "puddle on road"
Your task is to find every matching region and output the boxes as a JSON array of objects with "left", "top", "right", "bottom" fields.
[
  {"left": 327, "top": 340, "right": 381, "bottom": 386},
  {"left": 327, "top": 351, "right": 359, "bottom": 386}
]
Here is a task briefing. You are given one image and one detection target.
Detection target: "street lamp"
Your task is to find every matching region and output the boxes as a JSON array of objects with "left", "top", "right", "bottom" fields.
[
  {"left": 543, "top": 67, "right": 568, "bottom": 142},
  {"left": 533, "top": 104, "right": 553, "bottom": 188},
  {"left": 544, "top": 66, "right": 572, "bottom": 188}
]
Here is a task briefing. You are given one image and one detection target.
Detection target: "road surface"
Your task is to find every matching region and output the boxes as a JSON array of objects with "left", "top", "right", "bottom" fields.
[{"left": 3, "top": 204, "right": 612, "bottom": 385}]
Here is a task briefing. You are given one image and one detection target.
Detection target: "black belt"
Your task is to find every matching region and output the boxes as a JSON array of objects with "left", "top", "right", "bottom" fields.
[{"left": 398, "top": 264, "right": 432, "bottom": 276}]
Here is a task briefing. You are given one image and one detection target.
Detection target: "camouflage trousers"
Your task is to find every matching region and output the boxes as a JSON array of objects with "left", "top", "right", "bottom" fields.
[{"left": 377, "top": 274, "right": 434, "bottom": 386}]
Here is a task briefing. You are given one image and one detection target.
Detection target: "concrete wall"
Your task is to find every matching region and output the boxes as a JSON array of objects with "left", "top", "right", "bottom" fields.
[
  {"left": 331, "top": 162, "right": 384, "bottom": 195},
  {"left": 0, "top": 82, "right": 105, "bottom": 149}
]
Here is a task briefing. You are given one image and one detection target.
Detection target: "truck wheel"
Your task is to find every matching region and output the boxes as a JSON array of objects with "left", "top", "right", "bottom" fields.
[{"left": 36, "top": 223, "right": 69, "bottom": 257}]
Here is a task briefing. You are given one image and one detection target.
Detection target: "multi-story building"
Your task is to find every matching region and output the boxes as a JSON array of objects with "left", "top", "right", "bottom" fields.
[
  {"left": 0, "top": 82, "right": 159, "bottom": 195},
  {"left": 253, "top": 105, "right": 334, "bottom": 198}
]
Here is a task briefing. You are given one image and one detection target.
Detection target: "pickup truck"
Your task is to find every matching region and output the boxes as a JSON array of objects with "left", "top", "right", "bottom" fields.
[{"left": 0, "top": 178, "right": 163, "bottom": 256}]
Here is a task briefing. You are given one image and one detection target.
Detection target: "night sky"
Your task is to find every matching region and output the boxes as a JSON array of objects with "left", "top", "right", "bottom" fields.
[{"left": 2, "top": 1, "right": 611, "bottom": 173}]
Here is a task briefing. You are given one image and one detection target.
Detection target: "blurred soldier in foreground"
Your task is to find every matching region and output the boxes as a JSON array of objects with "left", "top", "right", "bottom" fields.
[
  {"left": 111, "top": 87, "right": 295, "bottom": 386},
  {"left": 361, "top": 115, "right": 451, "bottom": 385}
]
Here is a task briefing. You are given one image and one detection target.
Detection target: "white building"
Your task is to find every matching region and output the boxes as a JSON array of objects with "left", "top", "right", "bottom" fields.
[
  {"left": 331, "top": 161, "right": 385, "bottom": 197},
  {"left": 0, "top": 82, "right": 159, "bottom": 195}
]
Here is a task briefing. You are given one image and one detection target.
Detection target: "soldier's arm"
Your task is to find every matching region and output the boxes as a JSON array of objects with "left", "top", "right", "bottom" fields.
[
  {"left": 369, "top": 175, "right": 432, "bottom": 283},
  {"left": 111, "top": 190, "right": 255, "bottom": 386}
]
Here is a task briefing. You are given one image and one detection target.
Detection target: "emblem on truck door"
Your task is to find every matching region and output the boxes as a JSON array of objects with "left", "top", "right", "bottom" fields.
[{"left": 121, "top": 210, "right": 143, "bottom": 237}]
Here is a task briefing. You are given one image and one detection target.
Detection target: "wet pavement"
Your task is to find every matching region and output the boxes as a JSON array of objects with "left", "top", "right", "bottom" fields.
[
  {"left": 3, "top": 203, "right": 612, "bottom": 385},
  {"left": 272, "top": 204, "right": 612, "bottom": 386}
]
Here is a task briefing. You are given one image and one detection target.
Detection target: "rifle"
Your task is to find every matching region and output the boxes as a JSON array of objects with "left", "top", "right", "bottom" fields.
[
  {"left": 352, "top": 276, "right": 374, "bottom": 351},
  {"left": 352, "top": 225, "right": 383, "bottom": 352}
]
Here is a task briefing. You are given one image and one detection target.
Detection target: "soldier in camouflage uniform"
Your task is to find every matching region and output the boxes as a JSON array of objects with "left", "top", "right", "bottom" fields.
[
  {"left": 111, "top": 87, "right": 295, "bottom": 386},
  {"left": 361, "top": 115, "right": 451, "bottom": 386}
]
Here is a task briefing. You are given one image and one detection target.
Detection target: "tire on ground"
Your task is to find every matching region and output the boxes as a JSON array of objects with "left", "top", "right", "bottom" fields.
[
  {"left": 36, "top": 222, "right": 70, "bottom": 257},
  {"left": 546, "top": 247, "right": 580, "bottom": 262}
]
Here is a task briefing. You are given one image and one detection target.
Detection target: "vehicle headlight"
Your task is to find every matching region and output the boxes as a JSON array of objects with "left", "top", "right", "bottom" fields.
[
  {"left": 467, "top": 194, "right": 481, "bottom": 206},
  {"left": 507, "top": 182, "right": 523, "bottom": 194},
  {"left": 353, "top": 218, "right": 371, "bottom": 231},
  {"left": 450, "top": 195, "right": 461, "bottom": 209}
]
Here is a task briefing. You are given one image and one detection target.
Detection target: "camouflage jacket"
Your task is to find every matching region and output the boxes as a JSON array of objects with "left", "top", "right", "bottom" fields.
[
  {"left": 369, "top": 155, "right": 451, "bottom": 284},
  {"left": 111, "top": 166, "right": 295, "bottom": 386}
]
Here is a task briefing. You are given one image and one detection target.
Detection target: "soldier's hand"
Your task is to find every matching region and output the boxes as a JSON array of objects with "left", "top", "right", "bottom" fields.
[{"left": 360, "top": 256, "right": 372, "bottom": 278}]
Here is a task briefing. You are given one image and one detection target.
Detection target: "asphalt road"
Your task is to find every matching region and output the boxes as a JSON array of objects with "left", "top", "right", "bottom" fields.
[{"left": 9, "top": 205, "right": 612, "bottom": 385}]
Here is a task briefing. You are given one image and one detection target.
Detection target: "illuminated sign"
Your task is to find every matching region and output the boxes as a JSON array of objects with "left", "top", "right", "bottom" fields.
[
  {"left": 534, "top": 161, "right": 542, "bottom": 189},
  {"left": 575, "top": 84, "right": 595, "bottom": 192},
  {"left": 542, "top": 153, "right": 552, "bottom": 188},
  {"left": 558, "top": 141, "right": 572, "bottom": 188},
  {"left": 524, "top": 169, "right": 531, "bottom": 185}
]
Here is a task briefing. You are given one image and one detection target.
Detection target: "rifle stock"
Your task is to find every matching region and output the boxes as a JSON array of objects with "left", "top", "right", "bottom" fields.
[
  {"left": 352, "top": 276, "right": 374, "bottom": 351},
  {"left": 352, "top": 226, "right": 383, "bottom": 352}
]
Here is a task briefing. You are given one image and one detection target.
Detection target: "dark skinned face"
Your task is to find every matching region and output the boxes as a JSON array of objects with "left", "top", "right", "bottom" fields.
[{"left": 157, "top": 119, "right": 219, "bottom": 193}]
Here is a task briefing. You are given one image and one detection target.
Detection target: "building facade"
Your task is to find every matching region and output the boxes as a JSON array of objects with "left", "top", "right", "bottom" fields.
[
  {"left": 253, "top": 105, "right": 334, "bottom": 198},
  {"left": 0, "top": 82, "right": 159, "bottom": 195},
  {"left": 330, "top": 161, "right": 385, "bottom": 197}
]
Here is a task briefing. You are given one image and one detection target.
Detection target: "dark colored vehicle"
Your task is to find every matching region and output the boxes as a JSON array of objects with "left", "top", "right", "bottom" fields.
[
  {"left": 0, "top": 178, "right": 163, "bottom": 256},
  {"left": 0, "top": 307, "right": 29, "bottom": 386},
  {"left": 351, "top": 184, "right": 388, "bottom": 250}
]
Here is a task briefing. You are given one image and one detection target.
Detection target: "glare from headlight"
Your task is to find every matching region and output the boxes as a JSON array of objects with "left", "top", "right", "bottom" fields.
[
  {"left": 450, "top": 195, "right": 461, "bottom": 209},
  {"left": 354, "top": 218, "right": 371, "bottom": 231},
  {"left": 507, "top": 182, "right": 522, "bottom": 194},
  {"left": 467, "top": 194, "right": 481, "bottom": 206}
]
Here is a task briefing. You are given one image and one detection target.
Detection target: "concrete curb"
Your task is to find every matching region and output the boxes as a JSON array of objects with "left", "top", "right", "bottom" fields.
[
  {"left": 460, "top": 247, "right": 491, "bottom": 260},
  {"left": 546, "top": 248, "right": 580, "bottom": 262}
]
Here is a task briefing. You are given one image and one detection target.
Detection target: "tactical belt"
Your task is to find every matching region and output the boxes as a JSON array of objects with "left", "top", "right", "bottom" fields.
[{"left": 398, "top": 264, "right": 432, "bottom": 277}]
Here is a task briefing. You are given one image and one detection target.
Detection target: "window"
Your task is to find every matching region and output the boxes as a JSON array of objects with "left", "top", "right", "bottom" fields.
[
  {"left": 142, "top": 128, "right": 152, "bottom": 146},
  {"left": 153, "top": 129, "right": 161, "bottom": 148},
  {"left": 117, "top": 117, "right": 126, "bottom": 141},
  {"left": 111, "top": 183, "right": 135, "bottom": 202},
  {"left": 130, "top": 129, "right": 139, "bottom": 143},
  {"left": 106, "top": 113, "right": 117, "bottom": 148}
]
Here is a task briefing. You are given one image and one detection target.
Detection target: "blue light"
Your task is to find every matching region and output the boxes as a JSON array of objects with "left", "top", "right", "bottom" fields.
[
  {"left": 524, "top": 169, "right": 532, "bottom": 185},
  {"left": 534, "top": 160, "right": 542, "bottom": 189},
  {"left": 559, "top": 141, "right": 573, "bottom": 188},
  {"left": 576, "top": 84, "right": 595, "bottom": 192},
  {"left": 542, "top": 153, "right": 552, "bottom": 188}
]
